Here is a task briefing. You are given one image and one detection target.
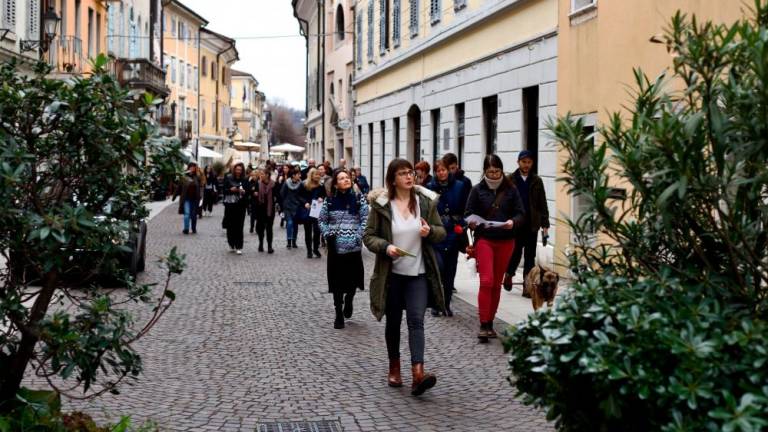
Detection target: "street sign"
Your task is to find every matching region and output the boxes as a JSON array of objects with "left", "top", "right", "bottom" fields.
[{"left": 337, "top": 119, "right": 352, "bottom": 130}]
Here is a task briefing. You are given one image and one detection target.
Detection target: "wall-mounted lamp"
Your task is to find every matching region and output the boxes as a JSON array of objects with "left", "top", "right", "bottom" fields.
[{"left": 20, "top": 5, "right": 61, "bottom": 54}]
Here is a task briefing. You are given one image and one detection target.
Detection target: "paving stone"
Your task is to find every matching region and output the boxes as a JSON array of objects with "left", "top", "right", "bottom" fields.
[{"left": 24, "top": 204, "right": 551, "bottom": 431}]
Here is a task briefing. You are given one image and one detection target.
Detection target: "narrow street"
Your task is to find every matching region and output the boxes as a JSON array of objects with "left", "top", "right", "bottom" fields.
[{"left": 37, "top": 203, "right": 549, "bottom": 431}]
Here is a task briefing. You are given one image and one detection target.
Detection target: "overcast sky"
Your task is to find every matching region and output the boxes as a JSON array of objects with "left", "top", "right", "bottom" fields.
[{"left": 183, "top": 0, "right": 306, "bottom": 111}]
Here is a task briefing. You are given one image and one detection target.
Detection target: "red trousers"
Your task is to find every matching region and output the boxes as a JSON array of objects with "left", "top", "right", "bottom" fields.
[{"left": 475, "top": 237, "right": 516, "bottom": 323}]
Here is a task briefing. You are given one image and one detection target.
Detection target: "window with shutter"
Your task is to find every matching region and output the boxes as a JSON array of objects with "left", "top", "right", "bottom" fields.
[
  {"left": 379, "top": 0, "right": 389, "bottom": 54},
  {"left": 3, "top": 0, "right": 16, "bottom": 29},
  {"left": 453, "top": 0, "right": 466, "bottom": 12},
  {"left": 366, "top": 1, "right": 373, "bottom": 62},
  {"left": 409, "top": 0, "right": 418, "bottom": 38},
  {"left": 430, "top": 0, "right": 440, "bottom": 25},
  {"left": 392, "top": 0, "right": 400, "bottom": 47},
  {"left": 27, "top": 0, "right": 39, "bottom": 40},
  {"left": 356, "top": 11, "right": 362, "bottom": 69},
  {"left": 572, "top": 0, "right": 596, "bottom": 12}
]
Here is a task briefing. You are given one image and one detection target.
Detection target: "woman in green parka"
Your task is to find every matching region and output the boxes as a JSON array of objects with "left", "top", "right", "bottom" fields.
[{"left": 363, "top": 158, "right": 446, "bottom": 397}]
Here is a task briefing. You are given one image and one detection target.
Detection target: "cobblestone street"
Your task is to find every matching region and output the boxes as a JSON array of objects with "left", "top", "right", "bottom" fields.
[{"left": 36, "top": 204, "right": 550, "bottom": 431}]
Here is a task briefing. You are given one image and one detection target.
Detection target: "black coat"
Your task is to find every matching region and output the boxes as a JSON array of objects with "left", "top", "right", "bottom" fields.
[
  {"left": 223, "top": 174, "right": 248, "bottom": 207},
  {"left": 465, "top": 179, "right": 525, "bottom": 241},
  {"left": 509, "top": 169, "right": 550, "bottom": 232}
]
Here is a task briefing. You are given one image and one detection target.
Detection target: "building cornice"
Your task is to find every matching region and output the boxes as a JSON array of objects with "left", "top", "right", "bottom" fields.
[{"left": 354, "top": 0, "right": 535, "bottom": 86}]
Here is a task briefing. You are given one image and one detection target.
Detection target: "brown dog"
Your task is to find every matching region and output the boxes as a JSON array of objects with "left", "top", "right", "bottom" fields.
[{"left": 524, "top": 265, "right": 560, "bottom": 311}]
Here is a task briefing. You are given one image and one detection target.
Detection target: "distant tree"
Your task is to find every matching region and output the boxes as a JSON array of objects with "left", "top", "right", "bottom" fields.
[{"left": 269, "top": 101, "right": 305, "bottom": 146}]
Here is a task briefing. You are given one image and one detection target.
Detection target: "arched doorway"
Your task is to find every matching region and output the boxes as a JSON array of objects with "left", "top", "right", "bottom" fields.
[{"left": 407, "top": 105, "right": 421, "bottom": 163}]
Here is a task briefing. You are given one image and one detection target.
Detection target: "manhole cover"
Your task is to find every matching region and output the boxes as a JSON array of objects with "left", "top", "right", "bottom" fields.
[{"left": 255, "top": 420, "right": 343, "bottom": 432}]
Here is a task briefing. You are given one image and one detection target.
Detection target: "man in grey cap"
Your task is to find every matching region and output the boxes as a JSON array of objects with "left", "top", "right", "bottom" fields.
[{"left": 503, "top": 150, "right": 550, "bottom": 294}]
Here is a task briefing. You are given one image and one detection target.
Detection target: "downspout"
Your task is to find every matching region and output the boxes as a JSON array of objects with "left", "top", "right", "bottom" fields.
[
  {"left": 319, "top": 0, "right": 325, "bottom": 163},
  {"left": 215, "top": 44, "right": 236, "bottom": 145},
  {"left": 196, "top": 27, "right": 201, "bottom": 160}
]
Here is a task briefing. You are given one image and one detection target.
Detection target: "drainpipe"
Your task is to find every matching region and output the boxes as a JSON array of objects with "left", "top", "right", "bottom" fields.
[
  {"left": 196, "top": 27, "right": 201, "bottom": 161},
  {"left": 319, "top": 0, "right": 325, "bottom": 164},
  {"left": 215, "top": 44, "right": 236, "bottom": 149}
]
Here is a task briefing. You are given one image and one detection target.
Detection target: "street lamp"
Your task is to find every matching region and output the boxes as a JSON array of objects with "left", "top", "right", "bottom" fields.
[{"left": 20, "top": 6, "right": 61, "bottom": 54}]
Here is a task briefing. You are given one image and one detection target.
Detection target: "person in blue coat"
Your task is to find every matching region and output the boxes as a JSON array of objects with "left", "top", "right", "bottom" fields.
[{"left": 426, "top": 159, "right": 469, "bottom": 317}]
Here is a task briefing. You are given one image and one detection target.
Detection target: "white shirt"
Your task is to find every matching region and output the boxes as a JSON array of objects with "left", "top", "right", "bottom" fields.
[{"left": 391, "top": 197, "right": 425, "bottom": 276}]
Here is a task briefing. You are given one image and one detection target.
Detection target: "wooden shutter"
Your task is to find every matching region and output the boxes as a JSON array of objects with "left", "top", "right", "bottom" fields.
[
  {"left": 27, "top": 0, "right": 39, "bottom": 39},
  {"left": 3, "top": 0, "right": 16, "bottom": 29},
  {"left": 379, "top": 0, "right": 385, "bottom": 54},
  {"left": 356, "top": 10, "right": 362, "bottom": 68},
  {"left": 409, "top": 0, "right": 418, "bottom": 37},
  {"left": 392, "top": 0, "right": 400, "bottom": 47},
  {"left": 430, "top": 0, "right": 440, "bottom": 24},
  {"left": 367, "top": 1, "right": 373, "bottom": 62}
]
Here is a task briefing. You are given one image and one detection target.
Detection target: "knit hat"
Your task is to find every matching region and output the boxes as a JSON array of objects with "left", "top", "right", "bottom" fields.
[{"left": 518, "top": 150, "right": 534, "bottom": 161}]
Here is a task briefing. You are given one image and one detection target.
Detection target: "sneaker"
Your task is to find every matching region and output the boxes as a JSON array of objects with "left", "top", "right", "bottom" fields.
[
  {"left": 229, "top": 248, "right": 236, "bottom": 253},
  {"left": 236, "top": 250, "right": 242, "bottom": 255}
]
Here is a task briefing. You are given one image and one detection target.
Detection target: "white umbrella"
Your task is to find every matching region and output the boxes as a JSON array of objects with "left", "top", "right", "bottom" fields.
[{"left": 270, "top": 143, "right": 306, "bottom": 153}]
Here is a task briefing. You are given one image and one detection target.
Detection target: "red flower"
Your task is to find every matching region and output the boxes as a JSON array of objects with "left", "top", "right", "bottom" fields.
[{"left": 454, "top": 225, "right": 464, "bottom": 235}]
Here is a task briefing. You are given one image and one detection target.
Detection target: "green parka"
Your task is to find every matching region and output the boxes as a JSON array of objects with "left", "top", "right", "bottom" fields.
[{"left": 363, "top": 186, "right": 447, "bottom": 321}]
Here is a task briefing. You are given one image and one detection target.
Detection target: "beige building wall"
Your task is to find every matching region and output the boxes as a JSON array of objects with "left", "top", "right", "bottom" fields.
[
  {"left": 198, "top": 28, "right": 237, "bottom": 159},
  {"left": 163, "top": 0, "right": 205, "bottom": 143},
  {"left": 554, "top": 0, "right": 747, "bottom": 273},
  {"left": 323, "top": 0, "right": 355, "bottom": 166},
  {"left": 45, "top": 0, "right": 108, "bottom": 76}
]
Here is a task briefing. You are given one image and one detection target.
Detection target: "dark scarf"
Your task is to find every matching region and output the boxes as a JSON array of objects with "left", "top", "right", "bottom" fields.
[
  {"left": 259, "top": 179, "right": 275, "bottom": 216},
  {"left": 329, "top": 189, "right": 359, "bottom": 215}
]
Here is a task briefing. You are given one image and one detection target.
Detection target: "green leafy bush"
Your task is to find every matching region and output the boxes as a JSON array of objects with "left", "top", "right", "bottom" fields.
[
  {"left": 505, "top": 3, "right": 768, "bottom": 431},
  {"left": 0, "top": 58, "right": 185, "bottom": 409}
]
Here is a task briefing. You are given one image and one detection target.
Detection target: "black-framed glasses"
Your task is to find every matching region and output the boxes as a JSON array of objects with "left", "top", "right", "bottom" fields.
[{"left": 397, "top": 170, "right": 416, "bottom": 178}]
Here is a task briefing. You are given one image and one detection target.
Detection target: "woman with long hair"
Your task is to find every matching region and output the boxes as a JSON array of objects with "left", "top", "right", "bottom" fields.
[
  {"left": 223, "top": 162, "right": 249, "bottom": 255},
  {"left": 280, "top": 167, "right": 303, "bottom": 249},
  {"left": 465, "top": 154, "right": 525, "bottom": 340},
  {"left": 202, "top": 165, "right": 217, "bottom": 216},
  {"left": 363, "top": 158, "right": 446, "bottom": 397},
  {"left": 318, "top": 169, "right": 369, "bottom": 329},
  {"left": 300, "top": 168, "right": 326, "bottom": 258},
  {"left": 247, "top": 169, "right": 261, "bottom": 234},
  {"left": 276, "top": 164, "right": 292, "bottom": 228},
  {"left": 426, "top": 158, "right": 470, "bottom": 317},
  {"left": 254, "top": 168, "right": 277, "bottom": 254}
]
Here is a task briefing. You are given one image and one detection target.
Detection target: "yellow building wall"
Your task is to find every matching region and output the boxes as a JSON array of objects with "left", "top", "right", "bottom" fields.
[
  {"left": 356, "top": 0, "right": 557, "bottom": 104},
  {"left": 56, "top": 0, "right": 107, "bottom": 74},
  {"left": 163, "top": 9, "right": 200, "bottom": 115},
  {"left": 199, "top": 45, "right": 218, "bottom": 136},
  {"left": 554, "top": 0, "right": 747, "bottom": 272}
]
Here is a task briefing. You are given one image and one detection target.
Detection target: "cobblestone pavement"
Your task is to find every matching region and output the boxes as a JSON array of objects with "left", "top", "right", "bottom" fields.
[{"left": 27, "top": 204, "right": 551, "bottom": 432}]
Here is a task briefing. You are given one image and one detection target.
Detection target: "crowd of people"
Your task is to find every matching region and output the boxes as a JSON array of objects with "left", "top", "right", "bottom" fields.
[{"left": 172, "top": 150, "right": 549, "bottom": 397}]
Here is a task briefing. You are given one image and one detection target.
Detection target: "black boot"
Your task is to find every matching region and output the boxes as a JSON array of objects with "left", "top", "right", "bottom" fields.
[
  {"left": 334, "top": 306, "right": 345, "bottom": 329},
  {"left": 343, "top": 292, "right": 354, "bottom": 319},
  {"left": 287, "top": 240, "right": 292, "bottom": 249}
]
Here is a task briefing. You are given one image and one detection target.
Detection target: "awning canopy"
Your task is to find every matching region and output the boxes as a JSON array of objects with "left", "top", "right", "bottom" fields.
[
  {"left": 233, "top": 141, "right": 261, "bottom": 150},
  {"left": 198, "top": 146, "right": 222, "bottom": 159},
  {"left": 270, "top": 143, "right": 306, "bottom": 153}
]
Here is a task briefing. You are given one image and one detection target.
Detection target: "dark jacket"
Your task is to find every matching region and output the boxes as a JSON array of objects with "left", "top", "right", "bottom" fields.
[
  {"left": 356, "top": 175, "right": 370, "bottom": 195},
  {"left": 363, "top": 186, "right": 447, "bottom": 321},
  {"left": 465, "top": 179, "right": 525, "bottom": 241},
  {"left": 455, "top": 169, "right": 473, "bottom": 193},
  {"left": 426, "top": 174, "right": 469, "bottom": 250},
  {"left": 280, "top": 179, "right": 304, "bottom": 217},
  {"left": 509, "top": 169, "right": 550, "bottom": 231},
  {"left": 175, "top": 172, "right": 201, "bottom": 214},
  {"left": 223, "top": 173, "right": 248, "bottom": 206}
]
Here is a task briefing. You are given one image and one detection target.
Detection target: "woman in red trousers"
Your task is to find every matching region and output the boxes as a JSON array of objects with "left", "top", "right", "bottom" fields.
[{"left": 465, "top": 154, "right": 525, "bottom": 341}]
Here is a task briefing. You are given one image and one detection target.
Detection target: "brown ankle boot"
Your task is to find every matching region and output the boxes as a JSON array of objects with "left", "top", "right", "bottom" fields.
[
  {"left": 388, "top": 359, "right": 403, "bottom": 388},
  {"left": 410, "top": 363, "right": 436, "bottom": 396}
]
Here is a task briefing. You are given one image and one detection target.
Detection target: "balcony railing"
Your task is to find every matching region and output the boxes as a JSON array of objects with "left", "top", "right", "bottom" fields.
[
  {"left": 110, "top": 58, "right": 169, "bottom": 97},
  {"left": 47, "top": 36, "right": 85, "bottom": 75}
]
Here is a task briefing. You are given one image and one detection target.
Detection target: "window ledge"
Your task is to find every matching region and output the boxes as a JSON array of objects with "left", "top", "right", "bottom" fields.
[{"left": 569, "top": 4, "right": 597, "bottom": 25}]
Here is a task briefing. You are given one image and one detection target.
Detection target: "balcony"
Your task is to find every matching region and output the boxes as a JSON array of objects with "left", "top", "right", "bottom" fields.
[
  {"left": 110, "top": 58, "right": 169, "bottom": 98},
  {"left": 180, "top": 120, "right": 193, "bottom": 143},
  {"left": 47, "top": 36, "right": 85, "bottom": 75}
]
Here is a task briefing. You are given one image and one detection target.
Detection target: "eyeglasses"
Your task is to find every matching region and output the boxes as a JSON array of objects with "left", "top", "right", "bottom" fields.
[
  {"left": 485, "top": 168, "right": 503, "bottom": 176},
  {"left": 397, "top": 170, "right": 416, "bottom": 178}
]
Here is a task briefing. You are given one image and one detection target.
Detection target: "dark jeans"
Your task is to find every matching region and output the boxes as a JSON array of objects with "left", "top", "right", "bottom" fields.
[
  {"left": 385, "top": 274, "right": 428, "bottom": 364},
  {"left": 203, "top": 188, "right": 215, "bottom": 213},
  {"left": 508, "top": 227, "right": 538, "bottom": 279},
  {"left": 435, "top": 246, "right": 460, "bottom": 309},
  {"left": 256, "top": 214, "right": 275, "bottom": 248},
  {"left": 249, "top": 202, "right": 258, "bottom": 232},
  {"left": 183, "top": 199, "right": 197, "bottom": 232},
  {"left": 303, "top": 219, "right": 321, "bottom": 252},
  {"left": 226, "top": 204, "right": 247, "bottom": 249}
]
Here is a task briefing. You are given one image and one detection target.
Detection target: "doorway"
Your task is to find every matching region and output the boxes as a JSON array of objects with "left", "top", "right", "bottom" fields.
[{"left": 407, "top": 105, "right": 421, "bottom": 163}]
